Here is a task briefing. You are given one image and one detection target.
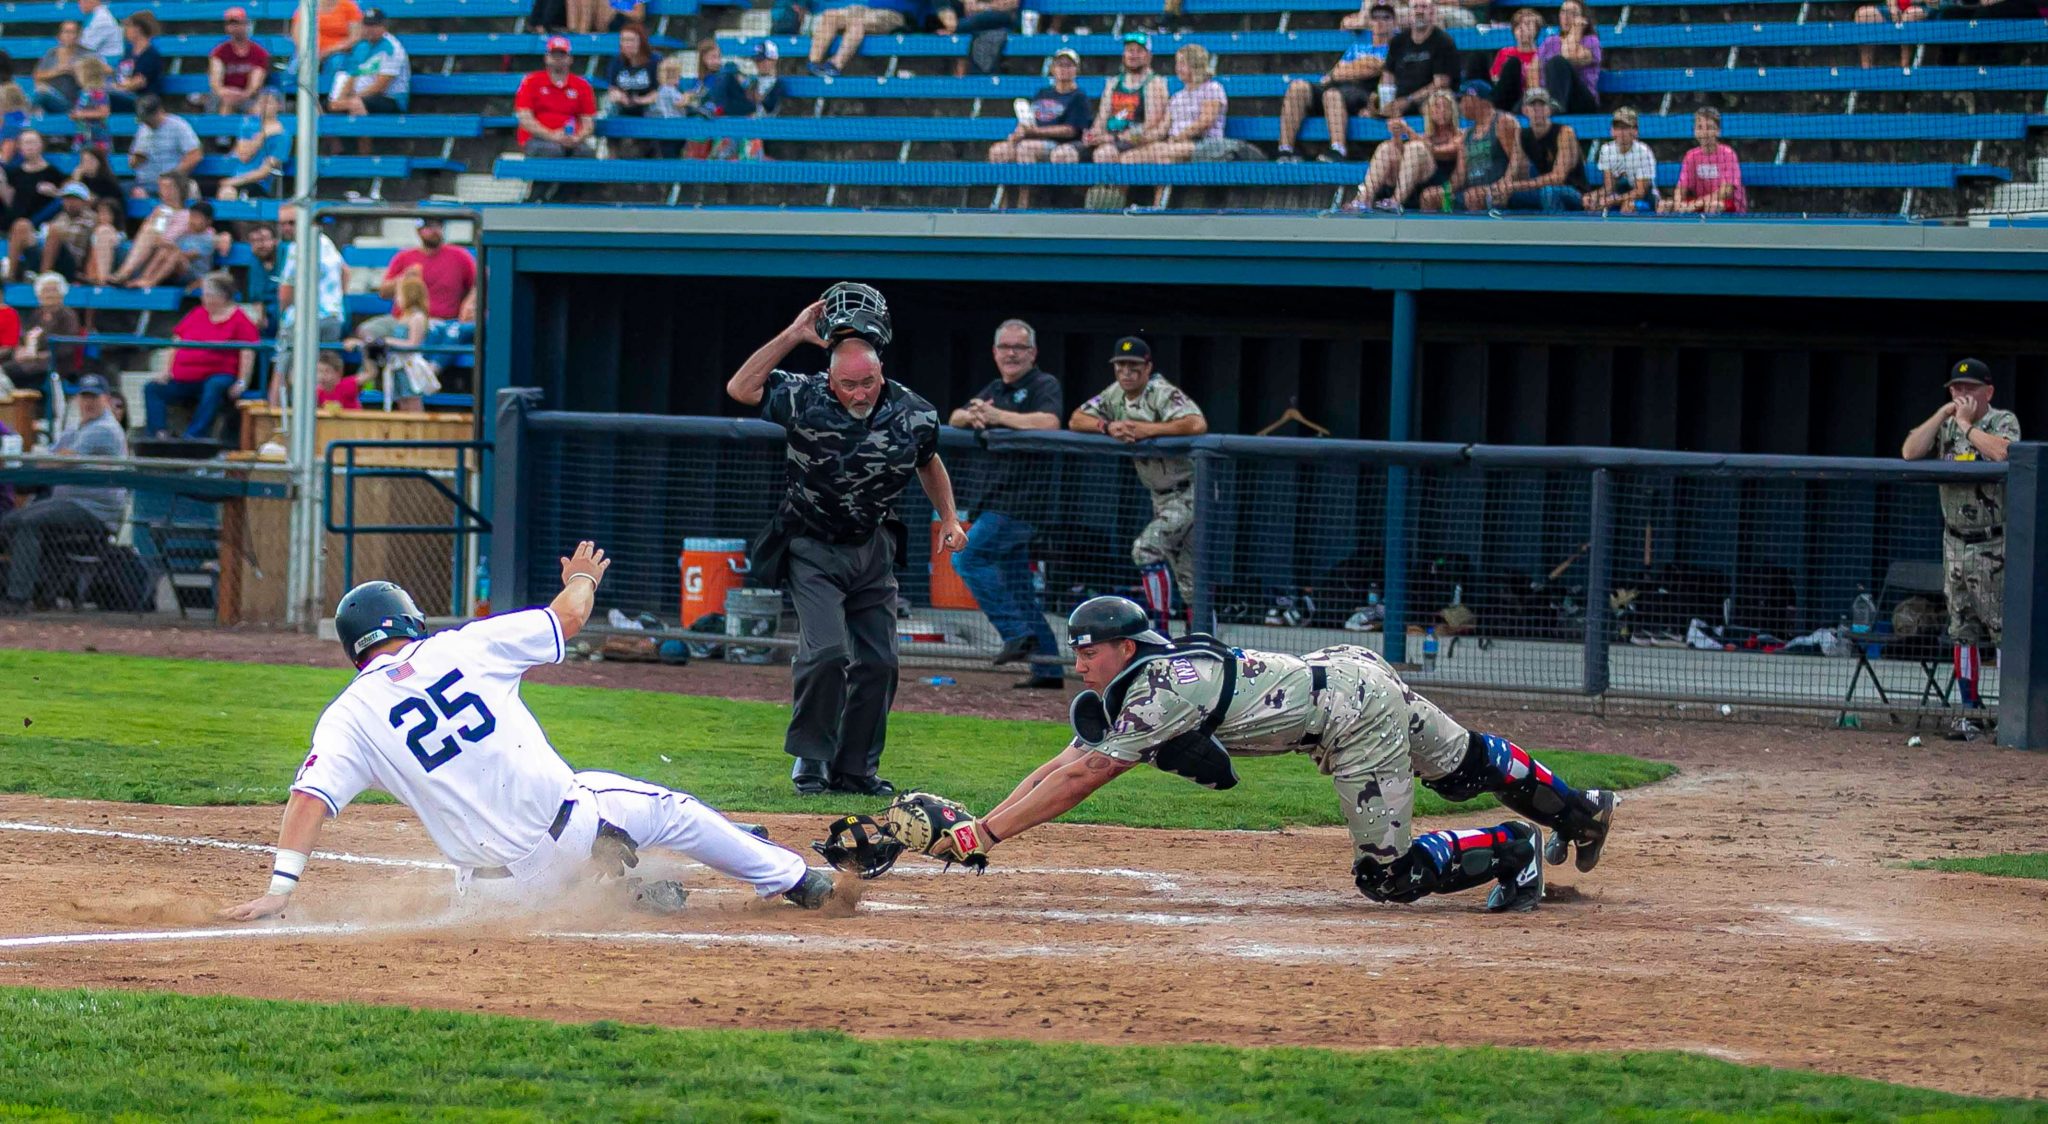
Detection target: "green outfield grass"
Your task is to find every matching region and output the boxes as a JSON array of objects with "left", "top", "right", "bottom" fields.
[
  {"left": 0, "top": 648, "right": 1671, "bottom": 828},
  {"left": 1905, "top": 852, "right": 2048, "bottom": 880},
  {"left": 2, "top": 988, "right": 2038, "bottom": 1124}
]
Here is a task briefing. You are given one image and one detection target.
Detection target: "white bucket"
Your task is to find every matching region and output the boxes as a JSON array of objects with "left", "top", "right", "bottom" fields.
[{"left": 724, "top": 587, "right": 783, "bottom": 664}]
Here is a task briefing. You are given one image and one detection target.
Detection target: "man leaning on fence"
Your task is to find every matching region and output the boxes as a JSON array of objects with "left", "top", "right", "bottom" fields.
[
  {"left": 949, "top": 318, "right": 1065, "bottom": 690},
  {"left": 728, "top": 291, "right": 965, "bottom": 798},
  {"left": 0, "top": 374, "right": 127, "bottom": 613},
  {"left": 1069, "top": 336, "right": 1207, "bottom": 637},
  {"left": 1901, "top": 357, "right": 2019, "bottom": 741}
]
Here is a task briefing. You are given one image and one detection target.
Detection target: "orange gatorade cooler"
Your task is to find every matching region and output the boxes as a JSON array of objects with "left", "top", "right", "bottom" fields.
[
  {"left": 929, "top": 516, "right": 977, "bottom": 611},
  {"left": 680, "top": 538, "right": 748, "bottom": 626}
]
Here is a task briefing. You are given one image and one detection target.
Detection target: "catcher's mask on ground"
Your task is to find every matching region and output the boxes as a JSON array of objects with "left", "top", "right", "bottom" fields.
[{"left": 812, "top": 814, "right": 905, "bottom": 879}]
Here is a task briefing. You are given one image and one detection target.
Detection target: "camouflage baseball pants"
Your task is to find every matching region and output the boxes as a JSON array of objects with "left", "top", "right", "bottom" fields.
[
  {"left": 1943, "top": 533, "right": 2005, "bottom": 645},
  {"left": 1298, "top": 645, "right": 1471, "bottom": 867},
  {"left": 1131, "top": 487, "right": 1195, "bottom": 595}
]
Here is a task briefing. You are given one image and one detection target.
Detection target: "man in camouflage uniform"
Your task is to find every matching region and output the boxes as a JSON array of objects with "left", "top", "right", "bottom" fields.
[
  {"left": 924, "top": 596, "right": 1617, "bottom": 911},
  {"left": 1901, "top": 357, "right": 2020, "bottom": 740},
  {"left": 1069, "top": 337, "right": 1208, "bottom": 635},
  {"left": 729, "top": 298, "right": 966, "bottom": 795}
]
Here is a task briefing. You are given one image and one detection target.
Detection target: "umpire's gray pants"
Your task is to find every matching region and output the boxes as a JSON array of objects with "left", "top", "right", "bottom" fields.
[{"left": 784, "top": 533, "right": 899, "bottom": 779}]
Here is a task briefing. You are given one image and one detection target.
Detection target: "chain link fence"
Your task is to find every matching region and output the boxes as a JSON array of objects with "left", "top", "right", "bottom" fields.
[{"left": 500, "top": 401, "right": 2014, "bottom": 720}]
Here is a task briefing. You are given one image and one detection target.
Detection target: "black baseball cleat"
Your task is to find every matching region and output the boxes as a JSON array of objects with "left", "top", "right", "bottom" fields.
[
  {"left": 781, "top": 867, "right": 835, "bottom": 910},
  {"left": 1573, "top": 789, "right": 1617, "bottom": 873},
  {"left": 627, "top": 878, "right": 690, "bottom": 915},
  {"left": 1486, "top": 822, "right": 1545, "bottom": 913},
  {"left": 829, "top": 774, "right": 895, "bottom": 797},
  {"left": 992, "top": 635, "right": 1038, "bottom": 666}
]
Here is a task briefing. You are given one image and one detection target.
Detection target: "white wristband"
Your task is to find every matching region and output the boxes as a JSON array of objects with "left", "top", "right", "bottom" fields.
[
  {"left": 270, "top": 848, "right": 308, "bottom": 897},
  {"left": 567, "top": 573, "right": 598, "bottom": 592}
]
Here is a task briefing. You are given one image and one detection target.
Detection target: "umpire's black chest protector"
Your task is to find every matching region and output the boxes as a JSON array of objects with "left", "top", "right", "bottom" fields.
[{"left": 1070, "top": 636, "right": 1241, "bottom": 790}]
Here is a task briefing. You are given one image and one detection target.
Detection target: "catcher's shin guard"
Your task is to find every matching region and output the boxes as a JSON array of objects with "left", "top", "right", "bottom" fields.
[
  {"left": 1354, "top": 821, "right": 1543, "bottom": 908},
  {"left": 1426, "top": 733, "right": 1614, "bottom": 868}
]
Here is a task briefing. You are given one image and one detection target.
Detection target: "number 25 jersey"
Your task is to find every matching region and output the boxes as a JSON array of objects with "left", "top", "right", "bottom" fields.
[{"left": 292, "top": 608, "right": 575, "bottom": 869}]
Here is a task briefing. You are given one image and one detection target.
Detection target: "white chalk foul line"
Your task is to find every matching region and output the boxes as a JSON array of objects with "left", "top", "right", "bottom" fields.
[
  {"left": 0, "top": 820, "right": 455, "bottom": 871},
  {"left": 0, "top": 922, "right": 373, "bottom": 950}
]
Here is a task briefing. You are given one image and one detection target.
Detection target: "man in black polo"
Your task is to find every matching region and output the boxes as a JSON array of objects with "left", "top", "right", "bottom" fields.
[
  {"left": 948, "top": 317, "right": 1065, "bottom": 689},
  {"left": 728, "top": 296, "right": 965, "bottom": 796}
]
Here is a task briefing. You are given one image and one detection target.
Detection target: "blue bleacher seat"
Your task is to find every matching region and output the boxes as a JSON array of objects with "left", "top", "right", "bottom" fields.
[
  {"left": 24, "top": 113, "right": 485, "bottom": 141},
  {"left": 4, "top": 283, "right": 182, "bottom": 311}
]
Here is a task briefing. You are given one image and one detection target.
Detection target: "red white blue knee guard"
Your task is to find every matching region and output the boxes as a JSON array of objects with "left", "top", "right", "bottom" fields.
[{"left": 1425, "top": 733, "right": 1607, "bottom": 848}]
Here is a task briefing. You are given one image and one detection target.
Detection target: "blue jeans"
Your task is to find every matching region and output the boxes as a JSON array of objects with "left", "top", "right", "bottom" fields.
[
  {"left": 951, "top": 511, "right": 1060, "bottom": 676},
  {"left": 1505, "top": 185, "right": 1583, "bottom": 213},
  {"left": 145, "top": 374, "right": 237, "bottom": 439}
]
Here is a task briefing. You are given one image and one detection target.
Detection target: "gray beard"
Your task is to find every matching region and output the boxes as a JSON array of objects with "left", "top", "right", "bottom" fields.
[{"left": 848, "top": 403, "right": 875, "bottom": 419}]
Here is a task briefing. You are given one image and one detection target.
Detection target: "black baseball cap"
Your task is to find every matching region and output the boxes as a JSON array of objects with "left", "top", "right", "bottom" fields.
[
  {"left": 1110, "top": 336, "right": 1151, "bottom": 362},
  {"left": 76, "top": 374, "right": 110, "bottom": 396},
  {"left": 1369, "top": 2, "right": 1396, "bottom": 14},
  {"left": 1947, "top": 358, "right": 1993, "bottom": 386},
  {"left": 362, "top": 6, "right": 388, "bottom": 24}
]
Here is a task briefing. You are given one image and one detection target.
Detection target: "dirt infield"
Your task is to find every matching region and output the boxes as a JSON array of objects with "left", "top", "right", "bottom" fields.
[{"left": 4, "top": 704, "right": 2047, "bottom": 1100}]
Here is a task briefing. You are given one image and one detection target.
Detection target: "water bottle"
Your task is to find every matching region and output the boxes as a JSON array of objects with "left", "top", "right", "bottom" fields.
[
  {"left": 1378, "top": 77, "right": 1397, "bottom": 110},
  {"left": 1366, "top": 582, "right": 1380, "bottom": 608},
  {"left": 926, "top": 676, "right": 956, "bottom": 686},
  {"left": 1422, "top": 626, "right": 1439, "bottom": 672},
  {"left": 474, "top": 557, "right": 491, "bottom": 616},
  {"left": 1850, "top": 587, "right": 1877, "bottom": 634}
]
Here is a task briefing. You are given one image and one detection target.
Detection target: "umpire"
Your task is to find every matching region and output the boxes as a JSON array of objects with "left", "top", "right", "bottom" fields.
[{"left": 728, "top": 288, "right": 966, "bottom": 797}]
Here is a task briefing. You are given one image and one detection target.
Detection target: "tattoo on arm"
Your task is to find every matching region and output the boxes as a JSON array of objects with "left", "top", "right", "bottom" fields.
[{"left": 1084, "top": 753, "right": 1116, "bottom": 771}]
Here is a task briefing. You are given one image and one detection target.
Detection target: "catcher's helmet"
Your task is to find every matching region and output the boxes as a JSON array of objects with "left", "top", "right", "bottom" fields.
[
  {"left": 1067, "top": 595, "right": 1169, "bottom": 649},
  {"left": 334, "top": 580, "right": 429, "bottom": 665},
  {"left": 815, "top": 282, "right": 892, "bottom": 349}
]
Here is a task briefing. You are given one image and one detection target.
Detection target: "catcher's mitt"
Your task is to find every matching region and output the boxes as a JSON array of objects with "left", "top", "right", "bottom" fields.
[
  {"left": 880, "top": 791, "right": 992, "bottom": 872},
  {"left": 812, "top": 814, "right": 905, "bottom": 880}
]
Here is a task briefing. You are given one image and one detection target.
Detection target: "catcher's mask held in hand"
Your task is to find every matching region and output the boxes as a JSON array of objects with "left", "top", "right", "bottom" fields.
[
  {"left": 815, "top": 282, "right": 892, "bottom": 349},
  {"left": 812, "top": 814, "right": 905, "bottom": 879}
]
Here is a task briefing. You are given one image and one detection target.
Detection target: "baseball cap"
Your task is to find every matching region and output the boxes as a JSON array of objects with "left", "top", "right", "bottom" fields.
[
  {"left": 1110, "top": 336, "right": 1151, "bottom": 362},
  {"left": 361, "top": 6, "right": 387, "bottom": 24},
  {"left": 1458, "top": 78, "right": 1492, "bottom": 100},
  {"left": 754, "top": 40, "right": 779, "bottom": 60},
  {"left": 76, "top": 374, "right": 109, "bottom": 396},
  {"left": 1369, "top": 1, "right": 1396, "bottom": 14},
  {"left": 1052, "top": 47, "right": 1081, "bottom": 64},
  {"left": 1611, "top": 106, "right": 1639, "bottom": 126},
  {"left": 1947, "top": 358, "right": 1994, "bottom": 386},
  {"left": 59, "top": 182, "right": 91, "bottom": 200},
  {"left": 546, "top": 34, "right": 572, "bottom": 53},
  {"left": 414, "top": 215, "right": 445, "bottom": 228},
  {"left": 1121, "top": 30, "right": 1151, "bottom": 47},
  {"left": 1521, "top": 87, "right": 1558, "bottom": 109},
  {"left": 223, "top": 5, "right": 249, "bottom": 19}
]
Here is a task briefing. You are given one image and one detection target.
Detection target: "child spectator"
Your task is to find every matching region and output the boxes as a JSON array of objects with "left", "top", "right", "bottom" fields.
[
  {"left": 316, "top": 349, "right": 360, "bottom": 408},
  {"left": 1487, "top": 8, "right": 1542, "bottom": 110},
  {"left": 1582, "top": 105, "right": 1657, "bottom": 213},
  {"left": 0, "top": 86, "right": 28, "bottom": 164},
  {"left": 376, "top": 273, "right": 437, "bottom": 411},
  {"left": 1660, "top": 106, "right": 1746, "bottom": 215},
  {"left": 66, "top": 149, "right": 120, "bottom": 202},
  {"left": 70, "top": 56, "right": 113, "bottom": 155}
]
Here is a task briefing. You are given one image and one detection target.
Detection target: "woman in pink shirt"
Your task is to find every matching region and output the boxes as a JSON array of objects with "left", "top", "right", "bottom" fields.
[
  {"left": 1660, "top": 106, "right": 1746, "bottom": 215},
  {"left": 143, "top": 271, "right": 258, "bottom": 438}
]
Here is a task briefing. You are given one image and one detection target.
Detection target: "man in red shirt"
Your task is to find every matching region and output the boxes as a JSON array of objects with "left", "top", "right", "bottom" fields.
[
  {"left": 515, "top": 37, "right": 597, "bottom": 158},
  {"left": 202, "top": 7, "right": 270, "bottom": 116},
  {"left": 378, "top": 217, "right": 475, "bottom": 321}
]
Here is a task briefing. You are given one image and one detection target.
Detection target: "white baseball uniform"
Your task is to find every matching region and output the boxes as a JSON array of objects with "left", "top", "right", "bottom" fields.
[{"left": 292, "top": 607, "right": 808, "bottom": 901}]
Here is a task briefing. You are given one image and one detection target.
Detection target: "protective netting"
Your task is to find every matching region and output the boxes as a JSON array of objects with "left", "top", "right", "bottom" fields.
[{"left": 517, "top": 416, "right": 2003, "bottom": 716}]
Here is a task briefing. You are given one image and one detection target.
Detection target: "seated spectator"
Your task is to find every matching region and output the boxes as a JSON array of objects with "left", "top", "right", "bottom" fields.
[
  {"left": 0, "top": 288, "right": 17, "bottom": 371},
  {"left": 1119, "top": 45, "right": 1226, "bottom": 166},
  {"left": 515, "top": 38, "right": 598, "bottom": 158},
  {"left": 132, "top": 200, "right": 221, "bottom": 291},
  {"left": 1083, "top": 33, "right": 1170, "bottom": 166},
  {"left": 313, "top": 349, "right": 360, "bottom": 408},
  {"left": 107, "top": 11, "right": 165, "bottom": 114},
  {"left": 1499, "top": 89, "right": 1584, "bottom": 212},
  {"left": 1420, "top": 78, "right": 1519, "bottom": 212},
  {"left": 1660, "top": 106, "right": 1746, "bottom": 215},
  {"left": 199, "top": 7, "right": 271, "bottom": 115},
  {"left": 216, "top": 89, "right": 289, "bottom": 200},
  {"left": 31, "top": 22, "right": 83, "bottom": 117},
  {"left": 271, "top": 205, "right": 348, "bottom": 400},
  {"left": 604, "top": 23, "right": 661, "bottom": 120},
  {"left": 326, "top": 8, "right": 411, "bottom": 132},
  {"left": 69, "top": 56, "right": 112, "bottom": 156},
  {"left": 988, "top": 48, "right": 1091, "bottom": 207},
  {"left": 291, "top": 0, "right": 364, "bottom": 86},
  {"left": 128, "top": 97, "right": 203, "bottom": 199},
  {"left": 734, "top": 43, "right": 784, "bottom": 156},
  {"left": 144, "top": 271, "right": 257, "bottom": 440},
  {"left": 109, "top": 173, "right": 190, "bottom": 287},
  {"left": 7, "top": 184, "right": 97, "bottom": 285},
  {"left": 84, "top": 198, "right": 121, "bottom": 287},
  {"left": 1352, "top": 86, "right": 1458, "bottom": 211},
  {"left": 79, "top": 0, "right": 122, "bottom": 67},
  {"left": 368, "top": 274, "right": 437, "bottom": 411},
  {"left": 1855, "top": 0, "right": 1925, "bottom": 68},
  {"left": 2, "top": 273, "right": 82, "bottom": 387},
  {"left": 1428, "top": 0, "right": 1483, "bottom": 30},
  {"left": 0, "top": 373, "right": 125, "bottom": 613},
  {"left": 1486, "top": 8, "right": 1542, "bottom": 111},
  {"left": 239, "top": 221, "right": 279, "bottom": 321},
  {"left": 1534, "top": 0, "right": 1601, "bottom": 113},
  {"left": 65, "top": 148, "right": 120, "bottom": 203},
  {"left": 935, "top": 0, "right": 1020, "bottom": 77},
  {"left": 0, "top": 86, "right": 30, "bottom": 164},
  {"left": 1277, "top": 1, "right": 1396, "bottom": 163},
  {"left": 380, "top": 217, "right": 475, "bottom": 326},
  {"left": 805, "top": 0, "right": 922, "bottom": 78},
  {"left": 650, "top": 53, "right": 690, "bottom": 132},
  {"left": 1582, "top": 105, "right": 1657, "bottom": 213},
  {"left": 537, "top": 0, "right": 638, "bottom": 34},
  {"left": 2, "top": 131, "right": 68, "bottom": 241},
  {"left": 1379, "top": 0, "right": 1459, "bottom": 121}
]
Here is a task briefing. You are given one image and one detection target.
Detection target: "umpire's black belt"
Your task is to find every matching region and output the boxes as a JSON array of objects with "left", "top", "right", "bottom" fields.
[
  {"left": 1945, "top": 524, "right": 2004, "bottom": 545},
  {"left": 1296, "top": 665, "right": 1331, "bottom": 747},
  {"left": 472, "top": 798, "right": 575, "bottom": 880}
]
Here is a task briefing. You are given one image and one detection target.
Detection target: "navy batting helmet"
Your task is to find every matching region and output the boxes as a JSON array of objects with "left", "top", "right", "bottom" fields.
[
  {"left": 1066, "top": 595, "right": 1168, "bottom": 649},
  {"left": 335, "top": 580, "right": 428, "bottom": 665}
]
